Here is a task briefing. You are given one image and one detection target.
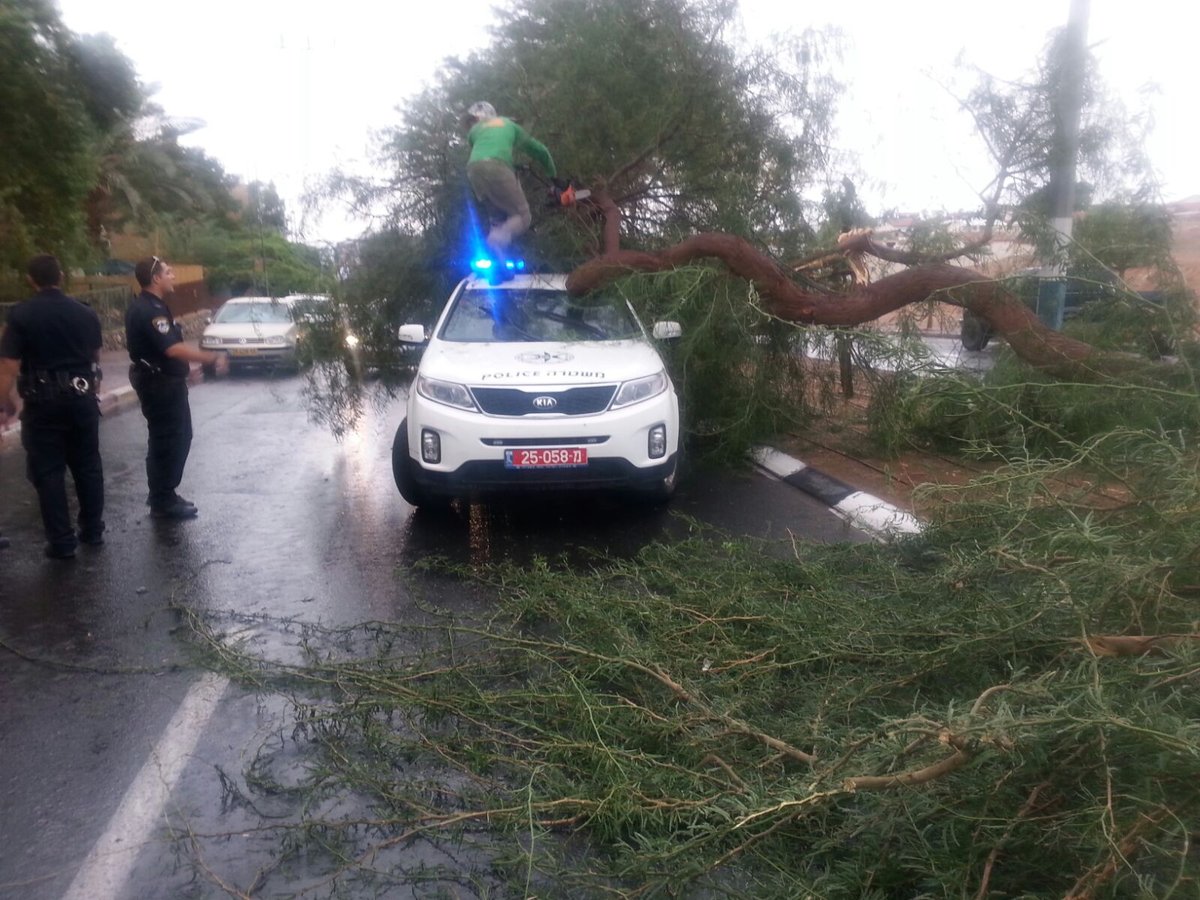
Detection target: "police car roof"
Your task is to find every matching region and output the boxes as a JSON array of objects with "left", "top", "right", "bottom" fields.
[{"left": 462, "top": 273, "right": 568, "bottom": 291}]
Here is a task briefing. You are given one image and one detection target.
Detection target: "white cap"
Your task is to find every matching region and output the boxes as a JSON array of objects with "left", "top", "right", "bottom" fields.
[{"left": 467, "top": 101, "right": 496, "bottom": 121}]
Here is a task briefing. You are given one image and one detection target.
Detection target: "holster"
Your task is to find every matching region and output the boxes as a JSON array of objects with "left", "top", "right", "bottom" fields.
[{"left": 129, "top": 360, "right": 176, "bottom": 393}]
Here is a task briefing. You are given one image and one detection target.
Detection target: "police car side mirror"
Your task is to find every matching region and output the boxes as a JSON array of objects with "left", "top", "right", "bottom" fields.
[
  {"left": 398, "top": 324, "right": 427, "bottom": 344},
  {"left": 652, "top": 321, "right": 682, "bottom": 340}
]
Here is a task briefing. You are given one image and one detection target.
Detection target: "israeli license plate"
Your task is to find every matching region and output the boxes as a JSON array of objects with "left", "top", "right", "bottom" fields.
[
  {"left": 505, "top": 447, "right": 588, "bottom": 468},
  {"left": 228, "top": 347, "right": 258, "bottom": 357}
]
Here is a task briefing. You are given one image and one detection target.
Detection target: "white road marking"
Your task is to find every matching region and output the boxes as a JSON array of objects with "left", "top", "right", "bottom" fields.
[{"left": 61, "top": 671, "right": 229, "bottom": 900}]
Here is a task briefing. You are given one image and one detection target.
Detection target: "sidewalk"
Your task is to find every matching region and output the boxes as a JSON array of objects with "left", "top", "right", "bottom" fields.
[{"left": 0, "top": 343, "right": 203, "bottom": 449}]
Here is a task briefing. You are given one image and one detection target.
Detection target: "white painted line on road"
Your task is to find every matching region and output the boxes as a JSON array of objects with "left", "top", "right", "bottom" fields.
[{"left": 61, "top": 671, "right": 230, "bottom": 900}]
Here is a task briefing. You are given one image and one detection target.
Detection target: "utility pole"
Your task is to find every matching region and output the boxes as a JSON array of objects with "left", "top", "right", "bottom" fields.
[{"left": 1036, "top": 0, "right": 1090, "bottom": 329}]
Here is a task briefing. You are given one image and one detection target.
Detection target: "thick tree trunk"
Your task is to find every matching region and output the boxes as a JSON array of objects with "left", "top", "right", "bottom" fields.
[{"left": 566, "top": 233, "right": 1159, "bottom": 382}]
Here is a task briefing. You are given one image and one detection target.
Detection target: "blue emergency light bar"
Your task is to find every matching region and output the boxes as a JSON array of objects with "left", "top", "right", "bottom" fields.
[{"left": 470, "top": 257, "right": 526, "bottom": 278}]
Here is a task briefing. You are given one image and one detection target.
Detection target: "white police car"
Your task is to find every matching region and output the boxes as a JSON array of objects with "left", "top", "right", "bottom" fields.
[{"left": 392, "top": 271, "right": 681, "bottom": 507}]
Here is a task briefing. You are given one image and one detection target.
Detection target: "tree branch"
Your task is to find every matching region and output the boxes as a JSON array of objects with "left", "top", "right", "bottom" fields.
[
  {"left": 1083, "top": 634, "right": 1200, "bottom": 657},
  {"left": 565, "top": 232, "right": 1171, "bottom": 382},
  {"left": 843, "top": 749, "right": 972, "bottom": 791}
]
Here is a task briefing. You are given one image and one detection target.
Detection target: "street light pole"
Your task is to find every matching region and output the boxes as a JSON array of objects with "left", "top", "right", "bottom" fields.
[{"left": 1036, "top": 0, "right": 1091, "bottom": 329}]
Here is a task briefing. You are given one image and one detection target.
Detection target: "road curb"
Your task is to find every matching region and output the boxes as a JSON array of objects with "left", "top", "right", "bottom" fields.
[{"left": 752, "top": 446, "right": 923, "bottom": 541}]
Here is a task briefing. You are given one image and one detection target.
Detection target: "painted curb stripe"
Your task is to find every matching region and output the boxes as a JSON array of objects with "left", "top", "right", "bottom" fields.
[
  {"left": 833, "top": 491, "right": 923, "bottom": 538},
  {"left": 782, "top": 466, "right": 855, "bottom": 507},
  {"left": 750, "top": 446, "right": 807, "bottom": 479},
  {"left": 752, "top": 444, "right": 923, "bottom": 541}
]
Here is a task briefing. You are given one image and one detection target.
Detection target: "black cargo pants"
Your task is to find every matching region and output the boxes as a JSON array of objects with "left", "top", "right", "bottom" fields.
[{"left": 20, "top": 395, "right": 104, "bottom": 551}]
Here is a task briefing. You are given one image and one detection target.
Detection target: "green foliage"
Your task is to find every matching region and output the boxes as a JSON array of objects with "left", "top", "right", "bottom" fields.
[
  {"left": 68, "top": 32, "right": 142, "bottom": 132},
  {"left": 92, "top": 133, "right": 241, "bottom": 238},
  {"left": 0, "top": 0, "right": 100, "bottom": 266},
  {"left": 242, "top": 181, "right": 288, "bottom": 233},
  {"left": 185, "top": 417, "right": 1200, "bottom": 896},
  {"left": 171, "top": 220, "right": 329, "bottom": 297},
  {"left": 867, "top": 348, "right": 1200, "bottom": 460},
  {"left": 963, "top": 25, "right": 1154, "bottom": 224},
  {"left": 816, "top": 176, "right": 874, "bottom": 243},
  {"left": 341, "top": 228, "right": 456, "bottom": 330},
  {"left": 479, "top": 0, "right": 837, "bottom": 247},
  {"left": 1072, "top": 201, "right": 1175, "bottom": 278},
  {"left": 324, "top": 0, "right": 839, "bottom": 303},
  {"left": 302, "top": 0, "right": 845, "bottom": 439},
  {"left": 0, "top": 0, "right": 267, "bottom": 293},
  {"left": 611, "top": 268, "right": 813, "bottom": 464}
]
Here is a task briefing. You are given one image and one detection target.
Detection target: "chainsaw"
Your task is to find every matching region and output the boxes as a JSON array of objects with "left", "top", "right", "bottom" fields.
[{"left": 547, "top": 178, "right": 591, "bottom": 208}]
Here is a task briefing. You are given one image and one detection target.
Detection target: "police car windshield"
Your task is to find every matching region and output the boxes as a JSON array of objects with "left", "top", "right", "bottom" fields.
[
  {"left": 213, "top": 301, "right": 294, "bottom": 325},
  {"left": 440, "top": 289, "right": 640, "bottom": 343}
]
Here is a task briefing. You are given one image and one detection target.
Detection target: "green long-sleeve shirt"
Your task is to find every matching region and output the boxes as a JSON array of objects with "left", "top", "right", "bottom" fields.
[{"left": 467, "top": 117, "right": 556, "bottom": 177}]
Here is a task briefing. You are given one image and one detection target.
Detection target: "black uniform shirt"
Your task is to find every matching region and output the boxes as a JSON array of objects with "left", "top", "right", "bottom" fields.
[
  {"left": 125, "top": 290, "right": 188, "bottom": 377},
  {"left": 0, "top": 288, "right": 102, "bottom": 375}
]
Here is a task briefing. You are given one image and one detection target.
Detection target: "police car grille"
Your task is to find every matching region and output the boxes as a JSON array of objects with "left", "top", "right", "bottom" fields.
[{"left": 471, "top": 385, "right": 618, "bottom": 416}]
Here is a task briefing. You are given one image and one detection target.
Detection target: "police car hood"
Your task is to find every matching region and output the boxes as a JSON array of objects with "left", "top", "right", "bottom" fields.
[
  {"left": 203, "top": 322, "right": 297, "bottom": 340},
  {"left": 421, "top": 339, "right": 665, "bottom": 387}
]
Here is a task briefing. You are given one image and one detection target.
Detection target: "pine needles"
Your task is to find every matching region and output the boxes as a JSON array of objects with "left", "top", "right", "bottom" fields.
[{"left": 182, "top": 411, "right": 1200, "bottom": 897}]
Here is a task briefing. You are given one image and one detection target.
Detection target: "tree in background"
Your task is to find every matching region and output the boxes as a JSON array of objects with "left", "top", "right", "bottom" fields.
[
  {"left": 0, "top": 1, "right": 325, "bottom": 304},
  {"left": 243, "top": 181, "right": 288, "bottom": 233},
  {"left": 328, "top": 0, "right": 837, "bottom": 318},
  {"left": 560, "top": 16, "right": 1189, "bottom": 384},
  {"left": 0, "top": 0, "right": 107, "bottom": 270},
  {"left": 317, "top": 0, "right": 844, "bottom": 448}
]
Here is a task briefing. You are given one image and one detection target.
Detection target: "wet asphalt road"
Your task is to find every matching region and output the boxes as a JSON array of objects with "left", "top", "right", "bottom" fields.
[{"left": 0, "top": 371, "right": 869, "bottom": 899}]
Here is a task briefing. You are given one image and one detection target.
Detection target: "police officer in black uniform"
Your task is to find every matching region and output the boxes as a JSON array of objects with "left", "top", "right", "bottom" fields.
[
  {"left": 126, "top": 255, "right": 227, "bottom": 519},
  {"left": 0, "top": 254, "right": 105, "bottom": 559}
]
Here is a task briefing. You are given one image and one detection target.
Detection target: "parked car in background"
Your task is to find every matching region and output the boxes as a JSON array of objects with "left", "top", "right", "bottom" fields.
[
  {"left": 392, "top": 272, "right": 682, "bottom": 508},
  {"left": 200, "top": 295, "right": 314, "bottom": 373}
]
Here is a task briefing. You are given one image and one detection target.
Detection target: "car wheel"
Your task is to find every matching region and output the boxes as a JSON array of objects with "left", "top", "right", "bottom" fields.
[
  {"left": 632, "top": 453, "right": 680, "bottom": 506},
  {"left": 201, "top": 361, "right": 216, "bottom": 378},
  {"left": 392, "top": 419, "right": 447, "bottom": 509},
  {"left": 961, "top": 311, "right": 992, "bottom": 351}
]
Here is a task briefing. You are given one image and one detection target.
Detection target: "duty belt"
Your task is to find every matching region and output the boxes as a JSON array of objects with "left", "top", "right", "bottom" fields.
[
  {"left": 131, "top": 359, "right": 184, "bottom": 378},
  {"left": 18, "top": 368, "right": 100, "bottom": 400}
]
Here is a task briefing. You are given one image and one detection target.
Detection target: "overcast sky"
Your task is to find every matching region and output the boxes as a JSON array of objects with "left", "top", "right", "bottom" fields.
[{"left": 54, "top": 0, "right": 1200, "bottom": 242}]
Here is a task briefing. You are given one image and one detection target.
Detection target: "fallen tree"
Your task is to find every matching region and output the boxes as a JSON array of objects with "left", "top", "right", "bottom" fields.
[{"left": 565, "top": 192, "right": 1184, "bottom": 383}]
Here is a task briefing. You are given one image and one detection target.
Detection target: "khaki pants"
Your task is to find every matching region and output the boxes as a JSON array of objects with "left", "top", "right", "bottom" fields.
[{"left": 467, "top": 159, "right": 531, "bottom": 252}]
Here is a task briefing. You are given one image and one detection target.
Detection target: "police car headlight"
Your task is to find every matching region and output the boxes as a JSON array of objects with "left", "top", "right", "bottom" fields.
[
  {"left": 612, "top": 371, "right": 668, "bottom": 409},
  {"left": 267, "top": 335, "right": 288, "bottom": 346},
  {"left": 201, "top": 336, "right": 220, "bottom": 348},
  {"left": 417, "top": 375, "right": 478, "bottom": 411}
]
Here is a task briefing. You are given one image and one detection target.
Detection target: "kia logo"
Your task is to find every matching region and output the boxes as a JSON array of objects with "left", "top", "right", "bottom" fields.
[{"left": 532, "top": 396, "right": 558, "bottom": 409}]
